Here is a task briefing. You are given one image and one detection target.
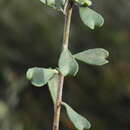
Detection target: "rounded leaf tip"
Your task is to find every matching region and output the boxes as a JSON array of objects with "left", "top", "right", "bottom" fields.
[{"left": 26, "top": 68, "right": 34, "bottom": 80}]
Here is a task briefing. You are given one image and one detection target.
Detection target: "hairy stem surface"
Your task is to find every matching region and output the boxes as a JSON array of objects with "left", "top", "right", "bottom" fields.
[{"left": 52, "top": 1, "right": 73, "bottom": 130}]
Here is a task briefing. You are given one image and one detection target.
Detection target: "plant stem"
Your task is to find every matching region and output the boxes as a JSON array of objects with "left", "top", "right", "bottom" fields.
[
  {"left": 63, "top": 0, "right": 73, "bottom": 49},
  {"left": 52, "top": 1, "right": 73, "bottom": 130}
]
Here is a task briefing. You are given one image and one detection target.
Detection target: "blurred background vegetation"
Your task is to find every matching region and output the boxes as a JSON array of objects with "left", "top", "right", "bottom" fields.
[{"left": 0, "top": 0, "right": 130, "bottom": 130}]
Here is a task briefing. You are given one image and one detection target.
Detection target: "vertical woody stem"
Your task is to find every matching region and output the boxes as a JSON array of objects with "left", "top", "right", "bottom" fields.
[{"left": 52, "top": 1, "right": 73, "bottom": 130}]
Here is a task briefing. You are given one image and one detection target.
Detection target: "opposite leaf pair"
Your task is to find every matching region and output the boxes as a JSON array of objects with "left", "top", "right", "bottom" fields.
[
  {"left": 26, "top": 48, "right": 108, "bottom": 130},
  {"left": 40, "top": 0, "right": 104, "bottom": 30},
  {"left": 26, "top": 69, "right": 91, "bottom": 130},
  {"left": 26, "top": 48, "right": 109, "bottom": 86},
  {"left": 59, "top": 48, "right": 109, "bottom": 76}
]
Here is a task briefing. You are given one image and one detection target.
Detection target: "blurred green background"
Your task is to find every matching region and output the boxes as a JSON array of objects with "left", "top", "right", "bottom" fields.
[{"left": 0, "top": 0, "right": 130, "bottom": 130}]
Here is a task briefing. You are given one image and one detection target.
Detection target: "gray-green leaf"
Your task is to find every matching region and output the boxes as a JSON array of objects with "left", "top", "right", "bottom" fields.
[
  {"left": 58, "top": 48, "right": 79, "bottom": 76},
  {"left": 74, "top": 48, "right": 109, "bottom": 66},
  {"left": 74, "top": 0, "right": 92, "bottom": 7},
  {"left": 40, "top": 0, "right": 65, "bottom": 11},
  {"left": 26, "top": 67, "right": 58, "bottom": 87},
  {"left": 62, "top": 102, "right": 91, "bottom": 130},
  {"left": 79, "top": 7, "right": 104, "bottom": 30},
  {"left": 48, "top": 74, "right": 59, "bottom": 104}
]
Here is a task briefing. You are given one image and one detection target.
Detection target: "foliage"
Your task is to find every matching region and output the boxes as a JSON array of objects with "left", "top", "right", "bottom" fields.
[
  {"left": 1, "top": 0, "right": 130, "bottom": 130},
  {"left": 26, "top": 0, "right": 109, "bottom": 129},
  {"left": 74, "top": 48, "right": 109, "bottom": 66},
  {"left": 58, "top": 48, "right": 79, "bottom": 76},
  {"left": 79, "top": 7, "right": 104, "bottom": 30},
  {"left": 26, "top": 67, "right": 58, "bottom": 87}
]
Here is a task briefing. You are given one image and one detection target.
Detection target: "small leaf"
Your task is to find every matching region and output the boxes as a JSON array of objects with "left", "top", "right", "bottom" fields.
[
  {"left": 74, "top": 0, "right": 92, "bottom": 7},
  {"left": 62, "top": 102, "right": 91, "bottom": 130},
  {"left": 48, "top": 74, "right": 59, "bottom": 104},
  {"left": 40, "top": 0, "right": 65, "bottom": 11},
  {"left": 26, "top": 67, "right": 58, "bottom": 87},
  {"left": 79, "top": 7, "right": 104, "bottom": 30},
  {"left": 74, "top": 48, "right": 109, "bottom": 66},
  {"left": 58, "top": 48, "right": 79, "bottom": 76}
]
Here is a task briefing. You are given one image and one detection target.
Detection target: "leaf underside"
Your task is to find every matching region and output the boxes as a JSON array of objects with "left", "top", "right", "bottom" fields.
[
  {"left": 62, "top": 102, "right": 91, "bottom": 130},
  {"left": 48, "top": 75, "right": 91, "bottom": 130},
  {"left": 59, "top": 48, "right": 79, "bottom": 76},
  {"left": 74, "top": 48, "right": 109, "bottom": 66},
  {"left": 79, "top": 7, "right": 104, "bottom": 30},
  {"left": 26, "top": 67, "right": 57, "bottom": 87},
  {"left": 48, "top": 74, "right": 59, "bottom": 104},
  {"left": 40, "top": 0, "right": 65, "bottom": 11}
]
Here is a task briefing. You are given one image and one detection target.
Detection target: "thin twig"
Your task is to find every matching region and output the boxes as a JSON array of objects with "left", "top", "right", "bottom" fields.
[
  {"left": 63, "top": 0, "right": 73, "bottom": 49},
  {"left": 52, "top": 1, "right": 73, "bottom": 130}
]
